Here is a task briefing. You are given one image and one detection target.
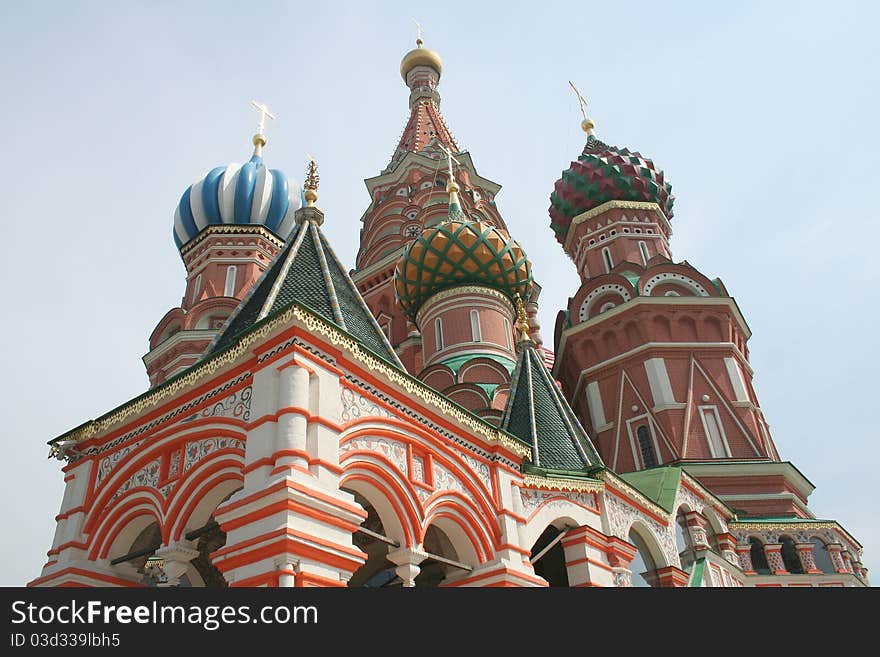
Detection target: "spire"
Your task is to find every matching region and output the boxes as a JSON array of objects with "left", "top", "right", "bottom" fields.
[
  {"left": 391, "top": 34, "right": 458, "bottom": 164},
  {"left": 296, "top": 156, "right": 324, "bottom": 227},
  {"left": 250, "top": 99, "right": 275, "bottom": 157},
  {"left": 514, "top": 295, "right": 532, "bottom": 346},
  {"left": 304, "top": 157, "right": 319, "bottom": 207},
  {"left": 438, "top": 142, "right": 465, "bottom": 221},
  {"left": 568, "top": 81, "right": 595, "bottom": 136}
]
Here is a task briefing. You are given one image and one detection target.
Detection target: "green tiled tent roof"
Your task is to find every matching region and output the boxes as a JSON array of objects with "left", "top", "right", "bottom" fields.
[
  {"left": 210, "top": 212, "right": 401, "bottom": 366},
  {"left": 500, "top": 342, "right": 602, "bottom": 471}
]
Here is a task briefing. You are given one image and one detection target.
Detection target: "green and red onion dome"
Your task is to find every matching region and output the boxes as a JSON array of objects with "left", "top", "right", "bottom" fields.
[
  {"left": 549, "top": 135, "right": 674, "bottom": 245},
  {"left": 394, "top": 216, "right": 532, "bottom": 322}
]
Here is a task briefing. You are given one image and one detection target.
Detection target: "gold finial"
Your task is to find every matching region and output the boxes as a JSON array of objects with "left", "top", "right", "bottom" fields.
[
  {"left": 568, "top": 81, "right": 595, "bottom": 135},
  {"left": 304, "top": 155, "right": 319, "bottom": 207},
  {"left": 515, "top": 294, "right": 532, "bottom": 342},
  {"left": 414, "top": 19, "right": 423, "bottom": 47},
  {"left": 251, "top": 100, "right": 276, "bottom": 156}
]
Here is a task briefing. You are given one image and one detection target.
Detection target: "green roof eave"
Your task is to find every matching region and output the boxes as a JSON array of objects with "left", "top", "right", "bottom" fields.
[
  {"left": 521, "top": 463, "right": 601, "bottom": 483},
  {"left": 618, "top": 466, "right": 683, "bottom": 513}
]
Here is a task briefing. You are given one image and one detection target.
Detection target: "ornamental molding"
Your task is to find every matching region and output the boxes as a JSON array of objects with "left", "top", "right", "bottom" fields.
[
  {"left": 109, "top": 458, "right": 161, "bottom": 503},
  {"left": 181, "top": 386, "right": 252, "bottom": 424},
  {"left": 69, "top": 373, "right": 251, "bottom": 462},
  {"left": 520, "top": 488, "right": 598, "bottom": 516},
  {"left": 53, "top": 304, "right": 531, "bottom": 467},
  {"left": 340, "top": 436, "right": 408, "bottom": 475},
  {"left": 521, "top": 474, "right": 604, "bottom": 493},
  {"left": 641, "top": 272, "right": 709, "bottom": 297},
  {"left": 578, "top": 284, "right": 633, "bottom": 322},
  {"left": 182, "top": 436, "right": 245, "bottom": 472},
  {"left": 563, "top": 201, "right": 671, "bottom": 253},
  {"left": 604, "top": 492, "right": 678, "bottom": 567},
  {"left": 179, "top": 224, "right": 285, "bottom": 257},
  {"left": 343, "top": 374, "right": 529, "bottom": 466},
  {"left": 340, "top": 388, "right": 394, "bottom": 423}
]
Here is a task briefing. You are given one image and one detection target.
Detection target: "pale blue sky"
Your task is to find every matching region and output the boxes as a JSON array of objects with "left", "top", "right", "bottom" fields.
[{"left": 1, "top": 1, "right": 877, "bottom": 586}]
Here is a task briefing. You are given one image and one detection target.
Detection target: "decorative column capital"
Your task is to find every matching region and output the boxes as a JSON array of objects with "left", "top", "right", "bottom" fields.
[
  {"left": 154, "top": 540, "right": 200, "bottom": 587},
  {"left": 387, "top": 547, "right": 429, "bottom": 588}
]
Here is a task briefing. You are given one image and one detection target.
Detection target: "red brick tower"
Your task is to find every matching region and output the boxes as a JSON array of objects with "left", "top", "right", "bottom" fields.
[
  {"left": 352, "top": 38, "right": 540, "bottom": 375},
  {"left": 549, "top": 99, "right": 808, "bottom": 518}
]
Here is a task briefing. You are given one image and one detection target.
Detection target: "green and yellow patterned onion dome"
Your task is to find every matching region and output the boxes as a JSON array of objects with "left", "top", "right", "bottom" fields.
[
  {"left": 549, "top": 134, "right": 674, "bottom": 245},
  {"left": 394, "top": 218, "right": 532, "bottom": 322}
]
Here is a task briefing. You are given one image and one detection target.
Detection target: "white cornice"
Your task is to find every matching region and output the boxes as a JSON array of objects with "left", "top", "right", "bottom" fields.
[
  {"left": 681, "top": 461, "right": 816, "bottom": 499},
  {"left": 142, "top": 329, "right": 218, "bottom": 365},
  {"left": 563, "top": 200, "right": 672, "bottom": 253}
]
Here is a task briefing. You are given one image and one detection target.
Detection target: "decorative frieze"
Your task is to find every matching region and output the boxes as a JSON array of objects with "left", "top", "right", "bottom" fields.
[
  {"left": 341, "top": 436, "right": 407, "bottom": 475},
  {"left": 340, "top": 387, "right": 393, "bottom": 422},
  {"left": 183, "top": 437, "right": 246, "bottom": 472}
]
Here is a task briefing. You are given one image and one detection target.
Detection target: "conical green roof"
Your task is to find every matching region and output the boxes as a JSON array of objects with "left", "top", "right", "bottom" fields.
[
  {"left": 501, "top": 341, "right": 602, "bottom": 471},
  {"left": 210, "top": 210, "right": 401, "bottom": 366}
]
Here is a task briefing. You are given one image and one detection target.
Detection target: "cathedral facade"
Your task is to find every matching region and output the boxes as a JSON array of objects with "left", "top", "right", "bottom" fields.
[{"left": 31, "top": 39, "right": 867, "bottom": 588}]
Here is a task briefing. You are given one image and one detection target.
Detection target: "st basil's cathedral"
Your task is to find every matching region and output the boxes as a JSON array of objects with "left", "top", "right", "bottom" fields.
[{"left": 30, "top": 37, "right": 868, "bottom": 588}]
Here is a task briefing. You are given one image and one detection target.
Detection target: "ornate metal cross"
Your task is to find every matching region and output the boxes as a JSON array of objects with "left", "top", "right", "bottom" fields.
[{"left": 251, "top": 100, "right": 276, "bottom": 136}]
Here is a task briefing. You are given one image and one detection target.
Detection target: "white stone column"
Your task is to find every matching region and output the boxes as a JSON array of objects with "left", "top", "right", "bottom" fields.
[
  {"left": 155, "top": 541, "right": 200, "bottom": 587},
  {"left": 275, "top": 364, "right": 310, "bottom": 473},
  {"left": 387, "top": 547, "right": 428, "bottom": 587}
]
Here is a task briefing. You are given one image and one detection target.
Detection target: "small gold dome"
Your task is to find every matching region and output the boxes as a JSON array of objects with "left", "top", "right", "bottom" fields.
[{"left": 400, "top": 42, "right": 443, "bottom": 81}]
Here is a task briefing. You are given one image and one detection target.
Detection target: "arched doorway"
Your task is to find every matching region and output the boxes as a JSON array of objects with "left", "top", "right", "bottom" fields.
[
  {"left": 530, "top": 525, "right": 569, "bottom": 587},
  {"left": 347, "top": 491, "right": 399, "bottom": 588}
]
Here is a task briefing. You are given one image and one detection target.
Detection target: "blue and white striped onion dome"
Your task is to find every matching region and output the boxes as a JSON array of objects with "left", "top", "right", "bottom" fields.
[{"left": 173, "top": 154, "right": 302, "bottom": 250}]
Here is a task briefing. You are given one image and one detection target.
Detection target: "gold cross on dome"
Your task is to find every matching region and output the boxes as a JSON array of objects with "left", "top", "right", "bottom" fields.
[
  {"left": 414, "top": 18, "right": 423, "bottom": 45},
  {"left": 437, "top": 142, "right": 461, "bottom": 183},
  {"left": 568, "top": 81, "right": 595, "bottom": 134},
  {"left": 251, "top": 99, "right": 276, "bottom": 136}
]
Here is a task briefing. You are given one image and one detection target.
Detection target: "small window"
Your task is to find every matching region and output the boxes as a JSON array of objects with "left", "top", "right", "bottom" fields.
[
  {"left": 701, "top": 407, "right": 728, "bottom": 458},
  {"left": 602, "top": 247, "right": 614, "bottom": 273},
  {"left": 224, "top": 265, "right": 237, "bottom": 297},
  {"left": 434, "top": 317, "right": 444, "bottom": 352},
  {"left": 638, "top": 241, "right": 649, "bottom": 266},
  {"left": 636, "top": 425, "right": 657, "bottom": 468},
  {"left": 470, "top": 310, "right": 482, "bottom": 342},
  {"left": 191, "top": 273, "right": 202, "bottom": 305}
]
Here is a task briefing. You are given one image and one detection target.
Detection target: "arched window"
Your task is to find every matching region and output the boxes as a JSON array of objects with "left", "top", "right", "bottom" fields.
[
  {"left": 811, "top": 538, "right": 835, "bottom": 574},
  {"left": 470, "top": 310, "right": 482, "bottom": 342},
  {"left": 638, "top": 241, "right": 650, "bottom": 266},
  {"left": 628, "top": 529, "right": 659, "bottom": 587},
  {"left": 780, "top": 537, "right": 804, "bottom": 574},
  {"left": 191, "top": 273, "right": 202, "bottom": 305},
  {"left": 602, "top": 247, "right": 614, "bottom": 273},
  {"left": 224, "top": 265, "right": 237, "bottom": 297},
  {"left": 636, "top": 425, "right": 657, "bottom": 468},
  {"left": 749, "top": 537, "right": 771, "bottom": 575},
  {"left": 434, "top": 317, "right": 444, "bottom": 352},
  {"left": 700, "top": 407, "right": 729, "bottom": 458}
]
